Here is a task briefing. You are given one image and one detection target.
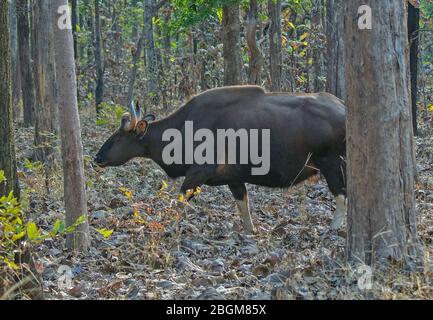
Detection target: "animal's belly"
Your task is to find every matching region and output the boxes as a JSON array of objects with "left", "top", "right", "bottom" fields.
[{"left": 206, "top": 165, "right": 318, "bottom": 189}]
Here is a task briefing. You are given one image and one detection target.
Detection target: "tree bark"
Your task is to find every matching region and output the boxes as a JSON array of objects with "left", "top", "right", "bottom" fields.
[
  {"left": 52, "top": 0, "right": 90, "bottom": 252},
  {"left": 126, "top": 36, "right": 144, "bottom": 106},
  {"left": 344, "top": 0, "right": 420, "bottom": 267},
  {"left": 268, "top": 0, "right": 282, "bottom": 91},
  {"left": 222, "top": 3, "right": 242, "bottom": 86},
  {"left": 326, "top": 0, "right": 346, "bottom": 100},
  {"left": 9, "top": 0, "right": 21, "bottom": 116},
  {"left": 246, "top": 0, "right": 264, "bottom": 85},
  {"left": 94, "top": 0, "right": 104, "bottom": 113},
  {"left": 144, "top": 0, "right": 159, "bottom": 103},
  {"left": 311, "top": 0, "right": 325, "bottom": 92},
  {"left": 32, "top": 0, "right": 58, "bottom": 164},
  {"left": 71, "top": 0, "right": 78, "bottom": 61},
  {"left": 408, "top": 2, "right": 419, "bottom": 136},
  {"left": 0, "top": 0, "right": 19, "bottom": 198},
  {"left": 16, "top": 0, "right": 35, "bottom": 127}
]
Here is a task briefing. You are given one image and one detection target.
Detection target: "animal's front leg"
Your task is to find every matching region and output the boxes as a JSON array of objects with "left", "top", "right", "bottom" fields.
[
  {"left": 179, "top": 166, "right": 213, "bottom": 202},
  {"left": 229, "top": 183, "right": 255, "bottom": 234}
]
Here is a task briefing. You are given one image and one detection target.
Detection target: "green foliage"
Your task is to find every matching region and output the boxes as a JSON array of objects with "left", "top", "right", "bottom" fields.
[
  {"left": 96, "top": 102, "right": 125, "bottom": 128},
  {"left": 169, "top": 0, "right": 239, "bottom": 32},
  {"left": 0, "top": 171, "right": 86, "bottom": 271},
  {"left": 95, "top": 228, "right": 114, "bottom": 239}
]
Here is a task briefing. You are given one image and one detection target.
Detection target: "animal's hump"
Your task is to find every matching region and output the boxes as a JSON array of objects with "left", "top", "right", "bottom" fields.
[{"left": 193, "top": 85, "right": 266, "bottom": 99}]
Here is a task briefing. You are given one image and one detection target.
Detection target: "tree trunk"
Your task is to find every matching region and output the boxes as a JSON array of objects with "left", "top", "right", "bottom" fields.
[
  {"left": 0, "top": 0, "right": 19, "bottom": 198},
  {"left": 326, "top": 0, "right": 346, "bottom": 100},
  {"left": 52, "top": 0, "right": 90, "bottom": 252},
  {"left": 268, "top": 0, "right": 282, "bottom": 91},
  {"left": 86, "top": 0, "right": 94, "bottom": 66},
  {"left": 408, "top": 2, "right": 419, "bottom": 136},
  {"left": 94, "top": 0, "right": 104, "bottom": 113},
  {"left": 126, "top": 36, "right": 144, "bottom": 106},
  {"left": 311, "top": 0, "right": 325, "bottom": 92},
  {"left": 344, "top": 0, "right": 420, "bottom": 267},
  {"left": 16, "top": 0, "right": 35, "bottom": 127},
  {"left": 144, "top": 0, "right": 159, "bottom": 103},
  {"left": 222, "top": 3, "right": 242, "bottom": 86},
  {"left": 246, "top": 0, "right": 264, "bottom": 85},
  {"left": 72, "top": 0, "right": 78, "bottom": 61},
  {"left": 32, "top": 0, "right": 58, "bottom": 164},
  {"left": 9, "top": 0, "right": 21, "bottom": 117}
]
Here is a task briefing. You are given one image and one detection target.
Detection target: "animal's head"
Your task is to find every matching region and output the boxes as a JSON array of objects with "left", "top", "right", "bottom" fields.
[{"left": 94, "top": 101, "right": 155, "bottom": 167}]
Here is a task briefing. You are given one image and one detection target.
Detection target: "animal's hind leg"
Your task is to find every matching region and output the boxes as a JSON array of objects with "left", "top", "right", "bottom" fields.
[
  {"left": 314, "top": 152, "right": 346, "bottom": 230},
  {"left": 228, "top": 183, "right": 255, "bottom": 234}
]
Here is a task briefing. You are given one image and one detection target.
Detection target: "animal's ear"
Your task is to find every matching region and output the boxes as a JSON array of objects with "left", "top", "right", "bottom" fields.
[
  {"left": 135, "top": 120, "right": 149, "bottom": 136},
  {"left": 143, "top": 114, "right": 156, "bottom": 122}
]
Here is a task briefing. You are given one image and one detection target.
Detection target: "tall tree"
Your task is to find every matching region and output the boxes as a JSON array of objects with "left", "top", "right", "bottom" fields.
[
  {"left": 408, "top": 0, "right": 420, "bottom": 136},
  {"left": 0, "top": 0, "right": 19, "bottom": 198},
  {"left": 71, "top": 0, "right": 78, "bottom": 61},
  {"left": 344, "top": 0, "right": 420, "bottom": 266},
  {"left": 246, "top": 0, "right": 264, "bottom": 85},
  {"left": 326, "top": 0, "right": 345, "bottom": 100},
  {"left": 9, "top": 0, "right": 21, "bottom": 114},
  {"left": 32, "top": 0, "right": 58, "bottom": 164},
  {"left": 268, "top": 0, "right": 282, "bottom": 91},
  {"left": 222, "top": 2, "right": 242, "bottom": 86},
  {"left": 94, "top": 0, "right": 104, "bottom": 113},
  {"left": 52, "top": 0, "right": 90, "bottom": 251},
  {"left": 311, "top": 0, "right": 325, "bottom": 92},
  {"left": 144, "top": 0, "right": 159, "bottom": 103},
  {"left": 16, "top": 0, "right": 35, "bottom": 127}
]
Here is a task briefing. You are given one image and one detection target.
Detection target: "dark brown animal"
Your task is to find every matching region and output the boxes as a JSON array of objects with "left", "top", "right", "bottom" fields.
[{"left": 95, "top": 86, "right": 346, "bottom": 233}]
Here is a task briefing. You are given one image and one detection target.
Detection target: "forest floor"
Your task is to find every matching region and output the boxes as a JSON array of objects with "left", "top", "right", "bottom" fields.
[{"left": 11, "top": 108, "right": 433, "bottom": 300}]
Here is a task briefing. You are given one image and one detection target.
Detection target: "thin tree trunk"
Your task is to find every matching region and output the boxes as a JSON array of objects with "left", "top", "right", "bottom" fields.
[
  {"left": 326, "top": 0, "right": 345, "bottom": 100},
  {"left": 9, "top": 0, "right": 21, "bottom": 117},
  {"left": 32, "top": 0, "right": 57, "bottom": 164},
  {"left": 246, "top": 0, "right": 264, "bottom": 85},
  {"left": 94, "top": 0, "right": 104, "bottom": 113},
  {"left": 311, "top": 0, "right": 324, "bottom": 92},
  {"left": 344, "top": 0, "right": 421, "bottom": 267},
  {"left": 144, "top": 0, "right": 159, "bottom": 103},
  {"left": 52, "top": 0, "right": 90, "bottom": 252},
  {"left": 222, "top": 3, "right": 242, "bottom": 86},
  {"left": 16, "top": 0, "right": 35, "bottom": 127},
  {"left": 268, "top": 0, "right": 282, "bottom": 91},
  {"left": 126, "top": 36, "right": 144, "bottom": 106},
  {"left": 408, "top": 2, "right": 420, "bottom": 136},
  {"left": 0, "top": 0, "right": 19, "bottom": 198},
  {"left": 87, "top": 0, "right": 94, "bottom": 66},
  {"left": 72, "top": 0, "right": 78, "bottom": 61}
]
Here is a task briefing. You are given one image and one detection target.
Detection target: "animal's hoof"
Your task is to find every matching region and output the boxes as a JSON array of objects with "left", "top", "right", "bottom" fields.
[{"left": 330, "top": 213, "right": 345, "bottom": 230}]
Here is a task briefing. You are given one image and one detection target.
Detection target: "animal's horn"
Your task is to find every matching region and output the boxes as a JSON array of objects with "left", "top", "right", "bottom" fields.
[
  {"left": 135, "top": 101, "right": 142, "bottom": 120},
  {"left": 128, "top": 100, "right": 138, "bottom": 130}
]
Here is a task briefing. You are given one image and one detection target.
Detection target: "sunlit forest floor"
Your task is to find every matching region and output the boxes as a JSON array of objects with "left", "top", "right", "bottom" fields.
[{"left": 12, "top": 107, "right": 433, "bottom": 300}]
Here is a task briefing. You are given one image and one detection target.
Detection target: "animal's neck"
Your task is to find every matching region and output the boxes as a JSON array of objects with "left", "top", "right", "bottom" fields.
[{"left": 140, "top": 109, "right": 188, "bottom": 173}]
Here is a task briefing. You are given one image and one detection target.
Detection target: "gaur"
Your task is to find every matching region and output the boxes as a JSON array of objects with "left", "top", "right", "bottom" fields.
[{"left": 95, "top": 86, "right": 346, "bottom": 233}]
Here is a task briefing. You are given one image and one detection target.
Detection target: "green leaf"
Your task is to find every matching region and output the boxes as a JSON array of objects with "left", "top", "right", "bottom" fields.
[
  {"left": 299, "top": 32, "right": 309, "bottom": 41},
  {"left": 216, "top": 7, "right": 223, "bottom": 24},
  {"left": 11, "top": 231, "right": 25, "bottom": 242},
  {"left": 0, "top": 170, "right": 6, "bottom": 184},
  {"left": 96, "top": 228, "right": 114, "bottom": 239},
  {"left": 27, "top": 222, "right": 39, "bottom": 240}
]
